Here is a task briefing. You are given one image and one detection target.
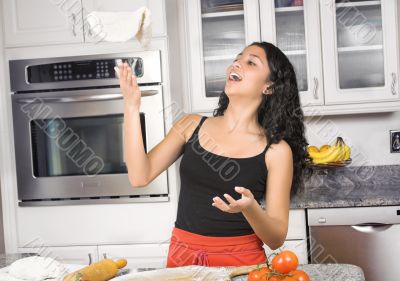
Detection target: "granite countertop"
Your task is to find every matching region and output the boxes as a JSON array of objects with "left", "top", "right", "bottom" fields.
[
  {"left": 289, "top": 164, "right": 400, "bottom": 209},
  {"left": 232, "top": 264, "right": 365, "bottom": 281},
  {"left": 0, "top": 254, "right": 365, "bottom": 281}
]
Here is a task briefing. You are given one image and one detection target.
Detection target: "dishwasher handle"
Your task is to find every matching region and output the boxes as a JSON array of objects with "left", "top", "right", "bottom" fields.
[{"left": 351, "top": 223, "right": 393, "bottom": 233}]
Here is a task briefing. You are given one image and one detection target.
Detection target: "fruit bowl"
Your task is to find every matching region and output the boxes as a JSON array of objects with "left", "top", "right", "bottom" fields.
[
  {"left": 306, "top": 157, "right": 352, "bottom": 168},
  {"left": 307, "top": 137, "right": 351, "bottom": 169}
]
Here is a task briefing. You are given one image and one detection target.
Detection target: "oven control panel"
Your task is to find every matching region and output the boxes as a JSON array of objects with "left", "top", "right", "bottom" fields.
[{"left": 27, "top": 57, "right": 143, "bottom": 83}]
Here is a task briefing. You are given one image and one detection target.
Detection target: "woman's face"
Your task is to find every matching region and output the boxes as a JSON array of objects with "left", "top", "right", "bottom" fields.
[{"left": 224, "top": 45, "right": 272, "bottom": 98}]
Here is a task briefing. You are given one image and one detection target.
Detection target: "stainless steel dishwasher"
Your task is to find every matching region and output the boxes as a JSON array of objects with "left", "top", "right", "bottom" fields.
[{"left": 308, "top": 206, "right": 400, "bottom": 281}]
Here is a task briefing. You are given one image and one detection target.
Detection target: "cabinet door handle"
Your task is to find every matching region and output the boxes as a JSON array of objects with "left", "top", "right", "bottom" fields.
[
  {"left": 71, "top": 13, "right": 77, "bottom": 37},
  {"left": 88, "top": 253, "right": 92, "bottom": 265},
  {"left": 391, "top": 72, "right": 397, "bottom": 95},
  {"left": 313, "top": 77, "right": 319, "bottom": 99},
  {"left": 103, "top": 253, "right": 107, "bottom": 259}
]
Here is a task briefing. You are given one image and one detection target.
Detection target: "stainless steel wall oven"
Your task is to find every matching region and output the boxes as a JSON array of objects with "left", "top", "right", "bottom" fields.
[{"left": 9, "top": 51, "right": 168, "bottom": 206}]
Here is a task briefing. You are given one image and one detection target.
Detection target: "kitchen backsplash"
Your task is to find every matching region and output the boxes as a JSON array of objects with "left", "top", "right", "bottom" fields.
[{"left": 305, "top": 111, "right": 400, "bottom": 166}]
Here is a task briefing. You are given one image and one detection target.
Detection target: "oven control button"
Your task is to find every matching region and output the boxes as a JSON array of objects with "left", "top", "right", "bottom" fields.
[
  {"left": 76, "top": 74, "right": 80, "bottom": 79},
  {"left": 88, "top": 74, "right": 93, "bottom": 78},
  {"left": 82, "top": 74, "right": 87, "bottom": 79}
]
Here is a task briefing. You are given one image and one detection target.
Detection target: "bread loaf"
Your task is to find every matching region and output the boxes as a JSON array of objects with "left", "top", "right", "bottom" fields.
[{"left": 63, "top": 258, "right": 127, "bottom": 281}]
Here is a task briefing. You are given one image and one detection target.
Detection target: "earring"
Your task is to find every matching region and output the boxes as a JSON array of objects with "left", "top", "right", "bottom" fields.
[{"left": 263, "top": 88, "right": 272, "bottom": 95}]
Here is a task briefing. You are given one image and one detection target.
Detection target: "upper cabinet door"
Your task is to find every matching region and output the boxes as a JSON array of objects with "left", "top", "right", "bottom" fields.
[
  {"left": 260, "top": 0, "right": 325, "bottom": 107},
  {"left": 82, "top": 0, "right": 166, "bottom": 43},
  {"left": 2, "top": 0, "right": 84, "bottom": 47},
  {"left": 320, "top": 0, "right": 399, "bottom": 104},
  {"left": 186, "top": 0, "right": 260, "bottom": 113}
]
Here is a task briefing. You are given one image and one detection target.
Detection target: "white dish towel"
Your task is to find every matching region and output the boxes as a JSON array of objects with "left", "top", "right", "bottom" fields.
[{"left": 86, "top": 7, "right": 152, "bottom": 47}]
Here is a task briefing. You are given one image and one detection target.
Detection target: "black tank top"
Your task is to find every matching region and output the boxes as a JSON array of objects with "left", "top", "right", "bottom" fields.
[{"left": 175, "top": 116, "right": 271, "bottom": 236}]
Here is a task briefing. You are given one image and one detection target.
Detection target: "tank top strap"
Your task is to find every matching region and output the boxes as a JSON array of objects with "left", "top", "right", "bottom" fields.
[
  {"left": 193, "top": 115, "right": 208, "bottom": 136},
  {"left": 262, "top": 138, "right": 272, "bottom": 155},
  {"left": 187, "top": 115, "right": 208, "bottom": 143}
]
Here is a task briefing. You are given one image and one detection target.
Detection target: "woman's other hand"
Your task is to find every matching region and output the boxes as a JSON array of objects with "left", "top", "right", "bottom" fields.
[
  {"left": 212, "top": 186, "right": 256, "bottom": 213},
  {"left": 115, "top": 62, "right": 141, "bottom": 113}
]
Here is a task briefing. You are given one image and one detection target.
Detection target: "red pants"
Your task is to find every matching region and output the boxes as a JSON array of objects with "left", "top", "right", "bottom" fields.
[{"left": 166, "top": 227, "right": 267, "bottom": 267}]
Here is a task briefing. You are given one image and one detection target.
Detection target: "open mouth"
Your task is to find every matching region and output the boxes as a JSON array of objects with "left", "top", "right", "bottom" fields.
[{"left": 228, "top": 72, "right": 242, "bottom": 82}]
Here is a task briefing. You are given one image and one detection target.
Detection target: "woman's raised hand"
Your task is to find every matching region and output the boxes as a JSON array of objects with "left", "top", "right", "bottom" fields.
[{"left": 115, "top": 62, "right": 141, "bottom": 113}]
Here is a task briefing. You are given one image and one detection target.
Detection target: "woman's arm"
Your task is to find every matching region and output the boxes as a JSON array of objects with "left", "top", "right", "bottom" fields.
[
  {"left": 119, "top": 63, "right": 202, "bottom": 188},
  {"left": 212, "top": 139, "right": 293, "bottom": 250},
  {"left": 242, "top": 140, "right": 293, "bottom": 249}
]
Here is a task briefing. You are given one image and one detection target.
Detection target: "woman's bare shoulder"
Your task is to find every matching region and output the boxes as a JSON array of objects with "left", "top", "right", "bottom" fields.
[
  {"left": 174, "top": 113, "right": 205, "bottom": 142},
  {"left": 265, "top": 139, "right": 293, "bottom": 170}
]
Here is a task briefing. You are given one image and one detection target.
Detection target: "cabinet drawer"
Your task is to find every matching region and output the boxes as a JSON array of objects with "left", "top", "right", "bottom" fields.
[{"left": 18, "top": 246, "right": 98, "bottom": 265}]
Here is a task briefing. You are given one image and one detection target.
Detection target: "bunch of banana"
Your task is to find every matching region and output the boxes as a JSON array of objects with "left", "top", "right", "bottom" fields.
[{"left": 307, "top": 137, "right": 351, "bottom": 164}]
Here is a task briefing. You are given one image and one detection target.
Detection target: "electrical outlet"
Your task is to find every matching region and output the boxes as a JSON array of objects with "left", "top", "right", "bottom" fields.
[{"left": 390, "top": 130, "right": 400, "bottom": 153}]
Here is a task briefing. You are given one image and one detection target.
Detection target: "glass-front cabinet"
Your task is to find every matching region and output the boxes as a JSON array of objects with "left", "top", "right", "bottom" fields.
[
  {"left": 320, "top": 0, "right": 399, "bottom": 104},
  {"left": 186, "top": 0, "right": 260, "bottom": 112},
  {"left": 260, "top": 0, "right": 324, "bottom": 107},
  {"left": 184, "top": 0, "right": 400, "bottom": 114}
]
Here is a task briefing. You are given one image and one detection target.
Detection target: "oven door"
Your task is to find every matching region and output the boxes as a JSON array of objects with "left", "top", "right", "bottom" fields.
[{"left": 12, "top": 85, "right": 168, "bottom": 205}]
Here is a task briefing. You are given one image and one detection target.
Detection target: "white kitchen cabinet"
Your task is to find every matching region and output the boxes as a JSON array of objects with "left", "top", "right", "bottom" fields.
[
  {"left": 320, "top": 0, "right": 399, "bottom": 105},
  {"left": 98, "top": 243, "right": 170, "bottom": 269},
  {"left": 260, "top": 0, "right": 324, "bottom": 107},
  {"left": 287, "top": 209, "right": 307, "bottom": 240},
  {"left": 2, "top": 0, "right": 84, "bottom": 47},
  {"left": 15, "top": 210, "right": 306, "bottom": 268},
  {"left": 263, "top": 239, "right": 308, "bottom": 265},
  {"left": 82, "top": 0, "right": 166, "bottom": 42},
  {"left": 263, "top": 209, "right": 308, "bottom": 264},
  {"left": 183, "top": 0, "right": 400, "bottom": 115},
  {"left": 185, "top": 0, "right": 260, "bottom": 112},
  {"left": 18, "top": 246, "right": 98, "bottom": 265},
  {"left": 2, "top": 0, "right": 166, "bottom": 47}
]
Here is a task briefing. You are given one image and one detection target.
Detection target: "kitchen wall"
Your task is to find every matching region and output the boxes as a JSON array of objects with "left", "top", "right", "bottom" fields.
[
  {"left": 0, "top": 183, "right": 5, "bottom": 254},
  {"left": 0, "top": 0, "right": 8, "bottom": 254},
  {"left": 305, "top": 112, "right": 400, "bottom": 166}
]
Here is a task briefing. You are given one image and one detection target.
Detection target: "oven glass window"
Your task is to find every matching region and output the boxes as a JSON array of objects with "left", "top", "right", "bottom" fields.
[{"left": 30, "top": 113, "right": 146, "bottom": 177}]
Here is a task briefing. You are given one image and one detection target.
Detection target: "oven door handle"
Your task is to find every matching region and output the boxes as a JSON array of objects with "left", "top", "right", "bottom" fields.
[{"left": 15, "top": 90, "right": 158, "bottom": 103}]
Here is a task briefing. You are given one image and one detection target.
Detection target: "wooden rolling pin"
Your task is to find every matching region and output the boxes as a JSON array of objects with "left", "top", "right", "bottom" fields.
[{"left": 63, "top": 258, "right": 127, "bottom": 281}]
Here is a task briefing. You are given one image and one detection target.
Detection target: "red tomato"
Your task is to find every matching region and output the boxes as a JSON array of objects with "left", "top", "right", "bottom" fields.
[
  {"left": 271, "top": 250, "right": 299, "bottom": 274},
  {"left": 268, "top": 275, "right": 283, "bottom": 281},
  {"left": 281, "top": 278, "right": 296, "bottom": 281},
  {"left": 248, "top": 267, "right": 271, "bottom": 281},
  {"left": 291, "top": 269, "right": 310, "bottom": 281}
]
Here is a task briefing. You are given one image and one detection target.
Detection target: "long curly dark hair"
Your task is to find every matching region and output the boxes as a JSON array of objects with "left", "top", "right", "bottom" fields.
[{"left": 213, "top": 41, "right": 313, "bottom": 197}]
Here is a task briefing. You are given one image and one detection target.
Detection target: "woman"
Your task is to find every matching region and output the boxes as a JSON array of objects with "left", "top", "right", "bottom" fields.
[{"left": 117, "top": 41, "right": 312, "bottom": 267}]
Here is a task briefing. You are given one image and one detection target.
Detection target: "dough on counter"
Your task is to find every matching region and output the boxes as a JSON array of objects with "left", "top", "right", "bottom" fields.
[{"left": 8, "top": 256, "right": 66, "bottom": 281}]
